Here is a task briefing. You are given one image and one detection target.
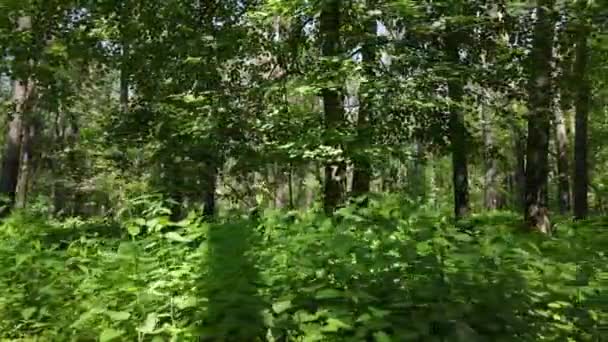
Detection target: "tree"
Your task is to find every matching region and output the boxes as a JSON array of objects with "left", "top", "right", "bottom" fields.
[
  {"left": 0, "top": 16, "right": 34, "bottom": 215},
  {"left": 573, "top": 12, "right": 591, "bottom": 220},
  {"left": 351, "top": 0, "right": 377, "bottom": 199},
  {"left": 553, "top": 13, "right": 571, "bottom": 214},
  {"left": 524, "top": 0, "right": 556, "bottom": 233},
  {"left": 320, "top": 0, "right": 346, "bottom": 214},
  {"left": 447, "top": 30, "right": 470, "bottom": 220}
]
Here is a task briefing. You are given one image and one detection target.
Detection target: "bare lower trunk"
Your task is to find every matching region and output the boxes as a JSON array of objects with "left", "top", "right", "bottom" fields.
[
  {"left": 524, "top": 1, "right": 555, "bottom": 233},
  {"left": 0, "top": 17, "right": 33, "bottom": 216},
  {"left": 15, "top": 123, "right": 35, "bottom": 209},
  {"left": 554, "top": 90, "right": 571, "bottom": 214},
  {"left": 573, "top": 21, "right": 590, "bottom": 220},
  {"left": 481, "top": 102, "right": 499, "bottom": 210},
  {"left": 351, "top": 0, "right": 376, "bottom": 199},
  {"left": 0, "top": 114, "right": 23, "bottom": 214},
  {"left": 202, "top": 164, "right": 217, "bottom": 218},
  {"left": 320, "top": 0, "right": 346, "bottom": 215},
  {"left": 408, "top": 142, "right": 426, "bottom": 201},
  {"left": 512, "top": 127, "right": 526, "bottom": 209},
  {"left": 274, "top": 165, "right": 290, "bottom": 209},
  {"left": 447, "top": 30, "right": 469, "bottom": 220}
]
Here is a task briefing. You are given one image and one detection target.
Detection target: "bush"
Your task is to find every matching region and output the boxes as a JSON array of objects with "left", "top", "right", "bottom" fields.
[{"left": 0, "top": 197, "right": 606, "bottom": 341}]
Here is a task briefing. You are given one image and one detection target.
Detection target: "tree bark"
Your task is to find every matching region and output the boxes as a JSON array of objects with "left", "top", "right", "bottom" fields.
[
  {"left": 552, "top": 12, "right": 572, "bottom": 214},
  {"left": 202, "top": 164, "right": 217, "bottom": 218},
  {"left": 511, "top": 124, "right": 526, "bottom": 210},
  {"left": 119, "top": 2, "right": 129, "bottom": 113},
  {"left": 0, "top": 16, "right": 33, "bottom": 216},
  {"left": 524, "top": 1, "right": 555, "bottom": 233},
  {"left": 573, "top": 20, "right": 590, "bottom": 220},
  {"left": 408, "top": 141, "right": 426, "bottom": 201},
  {"left": 351, "top": 0, "right": 377, "bottom": 199},
  {"left": 447, "top": 34, "right": 469, "bottom": 220},
  {"left": 481, "top": 102, "right": 499, "bottom": 210},
  {"left": 15, "top": 122, "right": 36, "bottom": 209},
  {"left": 320, "top": 0, "right": 346, "bottom": 215},
  {"left": 553, "top": 88, "right": 571, "bottom": 214}
]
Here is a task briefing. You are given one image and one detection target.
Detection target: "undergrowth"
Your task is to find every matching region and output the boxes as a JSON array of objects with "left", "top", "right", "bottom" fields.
[{"left": 0, "top": 196, "right": 606, "bottom": 341}]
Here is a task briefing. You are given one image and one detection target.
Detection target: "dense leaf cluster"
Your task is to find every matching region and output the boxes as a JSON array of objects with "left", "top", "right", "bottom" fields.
[{"left": 0, "top": 197, "right": 605, "bottom": 341}]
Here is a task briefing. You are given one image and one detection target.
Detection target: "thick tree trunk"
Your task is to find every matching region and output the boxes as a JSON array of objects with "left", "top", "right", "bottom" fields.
[
  {"left": 481, "top": 102, "right": 499, "bottom": 210},
  {"left": 553, "top": 89, "right": 571, "bottom": 214},
  {"left": 0, "top": 17, "right": 34, "bottom": 216},
  {"left": 351, "top": 0, "right": 376, "bottom": 199},
  {"left": 447, "top": 34, "right": 469, "bottom": 220},
  {"left": 0, "top": 109, "right": 24, "bottom": 214},
  {"left": 524, "top": 1, "right": 555, "bottom": 233},
  {"left": 573, "top": 21, "right": 590, "bottom": 220},
  {"left": 320, "top": 0, "right": 346, "bottom": 215}
]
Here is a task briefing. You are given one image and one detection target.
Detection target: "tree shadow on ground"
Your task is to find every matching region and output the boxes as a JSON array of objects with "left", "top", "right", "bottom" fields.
[{"left": 200, "top": 218, "right": 266, "bottom": 341}]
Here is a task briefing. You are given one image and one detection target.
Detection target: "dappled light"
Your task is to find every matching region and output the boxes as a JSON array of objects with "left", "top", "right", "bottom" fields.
[{"left": 0, "top": 0, "right": 607, "bottom": 341}]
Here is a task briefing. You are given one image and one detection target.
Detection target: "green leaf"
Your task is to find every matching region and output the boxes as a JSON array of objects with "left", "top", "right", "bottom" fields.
[
  {"left": 127, "top": 224, "right": 141, "bottom": 236},
  {"left": 272, "top": 299, "right": 293, "bottom": 314},
  {"left": 373, "top": 331, "right": 392, "bottom": 342},
  {"left": 137, "top": 313, "right": 158, "bottom": 334},
  {"left": 174, "top": 295, "right": 197, "bottom": 309},
  {"left": 314, "top": 288, "right": 344, "bottom": 300},
  {"left": 185, "top": 56, "right": 202, "bottom": 64},
  {"left": 21, "top": 307, "right": 37, "bottom": 320},
  {"left": 106, "top": 310, "right": 131, "bottom": 321},
  {"left": 99, "top": 328, "right": 124, "bottom": 342},
  {"left": 321, "top": 317, "right": 352, "bottom": 332},
  {"left": 165, "top": 231, "right": 192, "bottom": 243},
  {"left": 117, "top": 242, "right": 137, "bottom": 256}
]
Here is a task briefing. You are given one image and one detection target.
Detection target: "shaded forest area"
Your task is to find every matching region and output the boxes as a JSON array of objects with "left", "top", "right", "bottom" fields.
[{"left": 0, "top": 0, "right": 607, "bottom": 341}]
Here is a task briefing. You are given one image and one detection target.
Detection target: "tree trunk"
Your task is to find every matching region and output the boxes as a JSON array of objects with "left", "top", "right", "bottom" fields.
[
  {"left": 447, "top": 34, "right": 469, "bottom": 220},
  {"left": 0, "top": 17, "right": 33, "bottom": 216},
  {"left": 552, "top": 13, "right": 572, "bottom": 215},
  {"left": 202, "top": 164, "right": 217, "bottom": 218},
  {"left": 481, "top": 102, "right": 499, "bottom": 210},
  {"left": 524, "top": 1, "right": 555, "bottom": 233},
  {"left": 320, "top": 0, "right": 346, "bottom": 215},
  {"left": 120, "top": 3, "right": 129, "bottom": 113},
  {"left": 408, "top": 141, "right": 426, "bottom": 201},
  {"left": 15, "top": 123, "right": 35, "bottom": 209},
  {"left": 512, "top": 125, "right": 526, "bottom": 210},
  {"left": 351, "top": 0, "right": 377, "bottom": 199},
  {"left": 573, "top": 21, "right": 590, "bottom": 220},
  {"left": 553, "top": 89, "right": 571, "bottom": 214}
]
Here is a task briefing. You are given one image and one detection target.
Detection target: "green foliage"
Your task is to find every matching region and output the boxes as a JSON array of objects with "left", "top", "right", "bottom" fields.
[{"left": 0, "top": 199, "right": 606, "bottom": 341}]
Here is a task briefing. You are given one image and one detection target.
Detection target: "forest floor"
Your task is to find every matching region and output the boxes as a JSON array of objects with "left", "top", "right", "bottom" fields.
[{"left": 0, "top": 197, "right": 606, "bottom": 341}]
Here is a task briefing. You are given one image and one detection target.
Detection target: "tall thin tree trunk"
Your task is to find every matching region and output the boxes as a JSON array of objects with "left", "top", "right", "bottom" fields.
[
  {"left": 524, "top": 1, "right": 555, "bottom": 233},
  {"left": 202, "top": 164, "right": 217, "bottom": 218},
  {"left": 511, "top": 125, "right": 526, "bottom": 210},
  {"left": 481, "top": 101, "right": 499, "bottom": 210},
  {"left": 320, "top": 0, "right": 346, "bottom": 215},
  {"left": 553, "top": 88, "right": 571, "bottom": 213},
  {"left": 447, "top": 33, "right": 469, "bottom": 220},
  {"left": 351, "top": 0, "right": 377, "bottom": 199},
  {"left": 408, "top": 141, "right": 426, "bottom": 201},
  {"left": 573, "top": 20, "right": 590, "bottom": 220},
  {"left": 120, "top": 3, "right": 129, "bottom": 113},
  {"left": 552, "top": 13, "right": 572, "bottom": 214},
  {"left": 15, "top": 123, "right": 35, "bottom": 209}
]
